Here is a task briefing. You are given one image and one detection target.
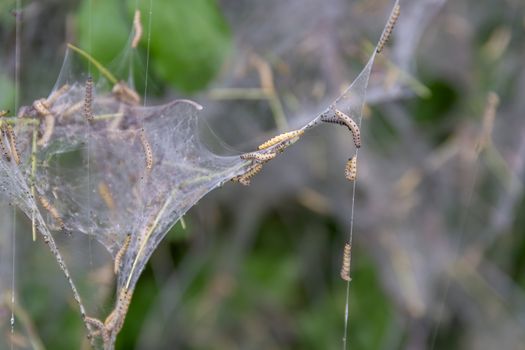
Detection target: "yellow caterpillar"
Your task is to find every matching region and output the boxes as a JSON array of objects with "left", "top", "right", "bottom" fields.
[
  {"left": 38, "top": 195, "right": 65, "bottom": 230},
  {"left": 132, "top": 10, "right": 143, "bottom": 49},
  {"left": 340, "top": 242, "right": 352, "bottom": 282},
  {"left": 4, "top": 124, "right": 20, "bottom": 165},
  {"left": 345, "top": 156, "right": 357, "bottom": 182},
  {"left": 258, "top": 129, "right": 304, "bottom": 150},
  {"left": 240, "top": 151, "right": 277, "bottom": 163},
  {"left": 114, "top": 234, "right": 131, "bottom": 274},
  {"left": 376, "top": 4, "right": 400, "bottom": 54},
  {"left": 232, "top": 163, "right": 264, "bottom": 186},
  {"left": 139, "top": 129, "right": 153, "bottom": 171}
]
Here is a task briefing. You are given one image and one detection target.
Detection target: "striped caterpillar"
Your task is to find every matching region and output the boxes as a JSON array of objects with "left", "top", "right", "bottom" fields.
[
  {"left": 376, "top": 3, "right": 400, "bottom": 54},
  {"left": 240, "top": 151, "right": 277, "bottom": 163},
  {"left": 0, "top": 119, "right": 20, "bottom": 165},
  {"left": 232, "top": 163, "right": 264, "bottom": 186},
  {"left": 84, "top": 76, "right": 94, "bottom": 122},
  {"left": 104, "top": 289, "right": 133, "bottom": 334},
  {"left": 139, "top": 129, "right": 153, "bottom": 170},
  {"left": 340, "top": 242, "right": 352, "bottom": 282},
  {"left": 258, "top": 129, "right": 304, "bottom": 150},
  {"left": 321, "top": 109, "right": 361, "bottom": 148},
  {"left": 345, "top": 156, "right": 357, "bottom": 182},
  {"left": 0, "top": 126, "right": 10, "bottom": 162},
  {"left": 38, "top": 195, "right": 65, "bottom": 231},
  {"left": 4, "top": 123, "right": 20, "bottom": 165},
  {"left": 132, "top": 10, "right": 143, "bottom": 49},
  {"left": 114, "top": 234, "right": 131, "bottom": 274}
]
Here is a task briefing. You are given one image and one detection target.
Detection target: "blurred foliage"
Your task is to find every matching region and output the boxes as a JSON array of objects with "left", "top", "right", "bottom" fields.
[{"left": 77, "top": 0, "right": 231, "bottom": 93}]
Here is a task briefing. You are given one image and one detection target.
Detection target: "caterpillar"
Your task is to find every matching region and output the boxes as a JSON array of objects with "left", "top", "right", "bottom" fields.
[
  {"left": 33, "top": 98, "right": 52, "bottom": 116},
  {"left": 98, "top": 182, "right": 116, "bottom": 211},
  {"left": 46, "top": 84, "right": 70, "bottom": 106},
  {"left": 345, "top": 156, "right": 357, "bottom": 181},
  {"left": 5, "top": 123, "right": 20, "bottom": 165},
  {"left": 139, "top": 129, "right": 153, "bottom": 170},
  {"left": 322, "top": 110, "right": 362, "bottom": 148},
  {"left": 114, "top": 234, "right": 131, "bottom": 274},
  {"left": 38, "top": 114, "right": 56, "bottom": 146},
  {"left": 84, "top": 76, "right": 94, "bottom": 122},
  {"left": 38, "top": 195, "right": 65, "bottom": 230},
  {"left": 112, "top": 81, "right": 140, "bottom": 105},
  {"left": 258, "top": 129, "right": 305, "bottom": 150},
  {"left": 335, "top": 110, "right": 361, "bottom": 148},
  {"left": 376, "top": 3, "right": 400, "bottom": 54},
  {"left": 232, "top": 163, "right": 264, "bottom": 186},
  {"left": 132, "top": 10, "right": 143, "bottom": 49},
  {"left": 240, "top": 151, "right": 277, "bottom": 163},
  {"left": 0, "top": 126, "right": 11, "bottom": 162},
  {"left": 85, "top": 317, "right": 107, "bottom": 343},
  {"left": 340, "top": 242, "right": 352, "bottom": 282},
  {"left": 104, "top": 289, "right": 133, "bottom": 333}
]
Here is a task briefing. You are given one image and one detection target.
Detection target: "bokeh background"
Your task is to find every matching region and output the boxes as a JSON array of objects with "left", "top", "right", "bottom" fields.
[{"left": 1, "top": 0, "right": 525, "bottom": 349}]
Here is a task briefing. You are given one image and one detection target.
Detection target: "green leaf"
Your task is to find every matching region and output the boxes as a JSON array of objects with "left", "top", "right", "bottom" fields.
[
  {"left": 76, "top": 0, "right": 130, "bottom": 71},
  {"left": 135, "top": 0, "right": 232, "bottom": 93}
]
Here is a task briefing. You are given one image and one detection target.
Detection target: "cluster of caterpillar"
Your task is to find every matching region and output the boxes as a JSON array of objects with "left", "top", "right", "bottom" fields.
[
  {"left": 32, "top": 85, "right": 71, "bottom": 146},
  {"left": 233, "top": 128, "right": 305, "bottom": 186},
  {"left": 376, "top": 3, "right": 400, "bottom": 54},
  {"left": 340, "top": 242, "right": 352, "bottom": 282},
  {"left": 86, "top": 289, "right": 133, "bottom": 346},
  {"left": 232, "top": 163, "right": 263, "bottom": 186}
]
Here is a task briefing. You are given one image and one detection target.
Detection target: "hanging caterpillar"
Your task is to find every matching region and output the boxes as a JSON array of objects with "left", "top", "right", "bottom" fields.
[
  {"left": 84, "top": 76, "right": 94, "bottom": 122},
  {"left": 345, "top": 156, "right": 357, "bottom": 181},
  {"left": 114, "top": 234, "right": 131, "bottom": 274},
  {"left": 376, "top": 3, "right": 400, "bottom": 54},
  {"left": 232, "top": 163, "right": 264, "bottom": 186},
  {"left": 258, "top": 129, "right": 304, "bottom": 150},
  {"left": 340, "top": 242, "right": 352, "bottom": 282},
  {"left": 335, "top": 110, "right": 361, "bottom": 148},
  {"left": 139, "top": 129, "right": 153, "bottom": 170},
  {"left": 38, "top": 195, "right": 65, "bottom": 230},
  {"left": 240, "top": 151, "right": 277, "bottom": 163},
  {"left": 132, "top": 10, "right": 143, "bottom": 49},
  {"left": 322, "top": 110, "right": 361, "bottom": 148}
]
